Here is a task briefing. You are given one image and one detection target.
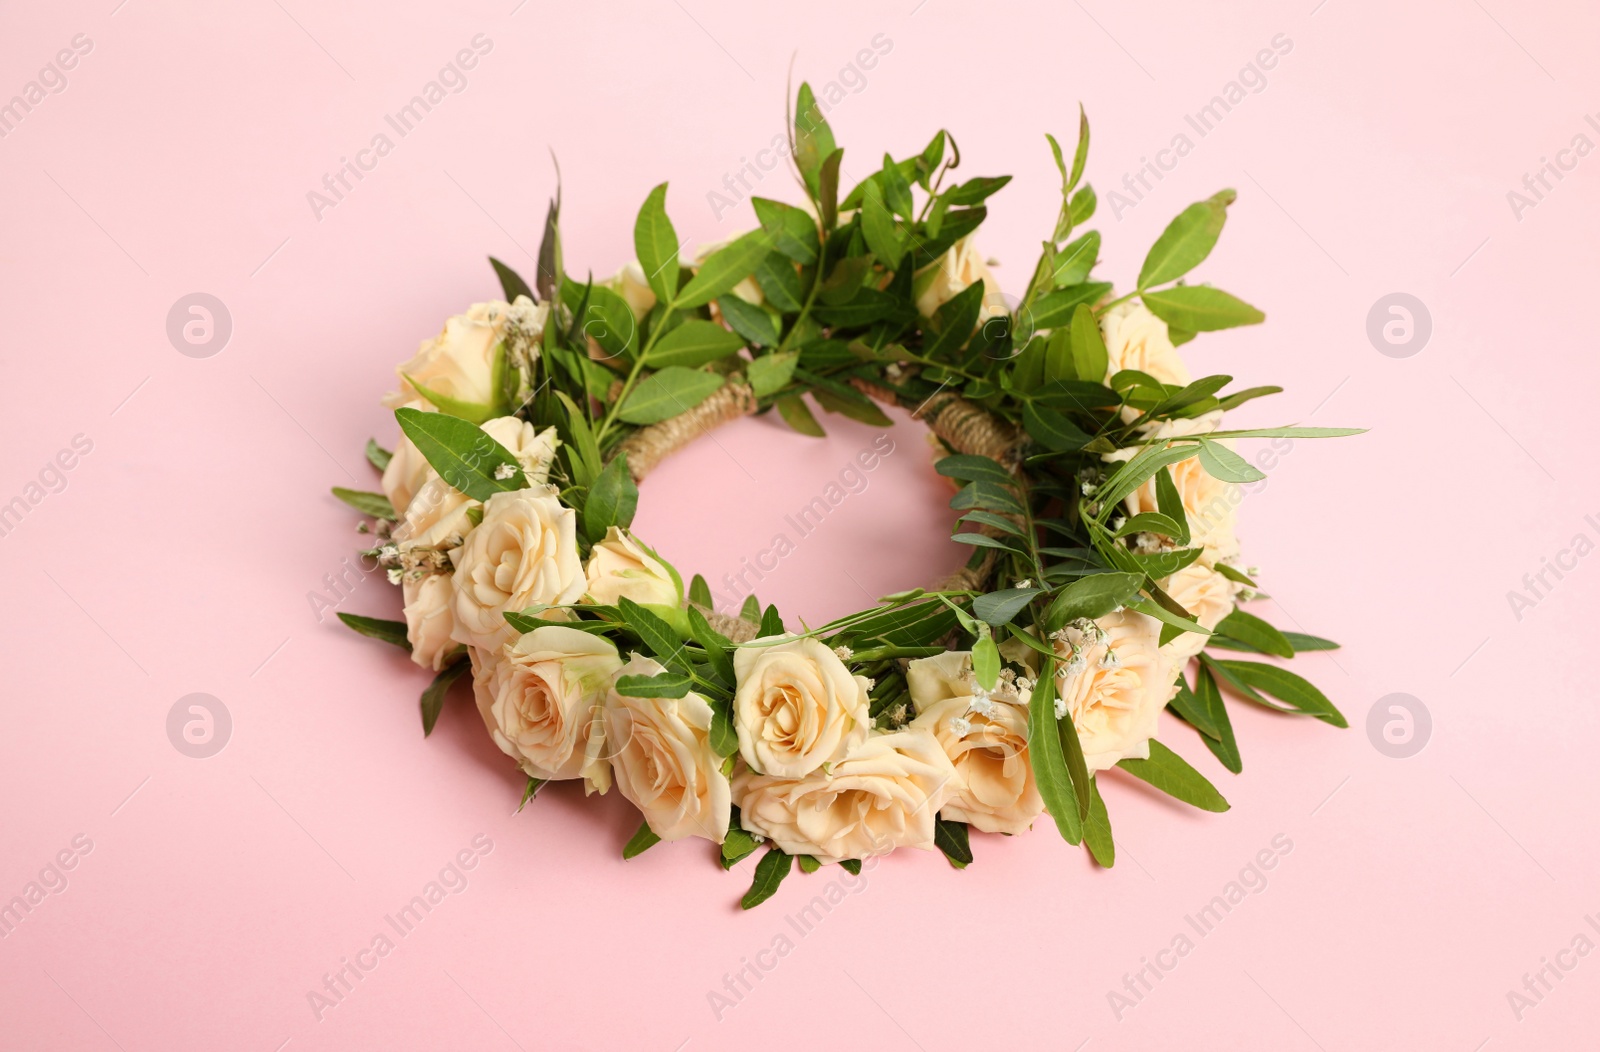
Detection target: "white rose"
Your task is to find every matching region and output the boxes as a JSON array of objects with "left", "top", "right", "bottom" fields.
[
  {"left": 449, "top": 487, "right": 585, "bottom": 652},
  {"left": 384, "top": 299, "right": 537, "bottom": 415},
  {"left": 914, "top": 236, "right": 1006, "bottom": 322},
  {"left": 401, "top": 572, "right": 459, "bottom": 671},
  {"left": 732, "top": 729, "right": 956, "bottom": 864},
  {"left": 583, "top": 527, "right": 680, "bottom": 608},
  {"left": 381, "top": 398, "right": 435, "bottom": 515},
  {"left": 1055, "top": 609, "right": 1176, "bottom": 772},
  {"left": 606, "top": 260, "right": 657, "bottom": 319},
  {"left": 1101, "top": 299, "right": 1189, "bottom": 381},
  {"left": 602, "top": 654, "right": 731, "bottom": 843},
  {"left": 906, "top": 652, "right": 1043, "bottom": 835},
  {"left": 1106, "top": 412, "right": 1240, "bottom": 562},
  {"left": 733, "top": 636, "right": 870, "bottom": 779},
  {"left": 1159, "top": 561, "right": 1241, "bottom": 660},
  {"left": 480, "top": 417, "right": 559, "bottom": 484},
  {"left": 471, "top": 626, "right": 621, "bottom": 791}
]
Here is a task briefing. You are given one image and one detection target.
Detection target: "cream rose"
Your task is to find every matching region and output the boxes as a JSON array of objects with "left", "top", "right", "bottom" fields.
[
  {"left": 602, "top": 653, "right": 731, "bottom": 843},
  {"left": 1107, "top": 412, "right": 1240, "bottom": 562},
  {"left": 390, "top": 416, "right": 560, "bottom": 553},
  {"left": 480, "top": 417, "right": 560, "bottom": 483},
  {"left": 384, "top": 300, "right": 527, "bottom": 415},
  {"left": 732, "top": 730, "right": 956, "bottom": 864},
  {"left": 381, "top": 398, "right": 435, "bottom": 515},
  {"left": 471, "top": 626, "right": 621, "bottom": 791},
  {"left": 449, "top": 487, "right": 585, "bottom": 652},
  {"left": 1159, "top": 561, "right": 1241, "bottom": 660},
  {"left": 606, "top": 260, "right": 657, "bottom": 319},
  {"left": 583, "top": 527, "right": 680, "bottom": 608},
  {"left": 914, "top": 236, "right": 1006, "bottom": 322},
  {"left": 906, "top": 652, "right": 1043, "bottom": 835},
  {"left": 1055, "top": 609, "right": 1175, "bottom": 772},
  {"left": 732, "top": 636, "right": 870, "bottom": 778},
  {"left": 1101, "top": 299, "right": 1189, "bottom": 385},
  {"left": 401, "top": 572, "right": 459, "bottom": 671}
]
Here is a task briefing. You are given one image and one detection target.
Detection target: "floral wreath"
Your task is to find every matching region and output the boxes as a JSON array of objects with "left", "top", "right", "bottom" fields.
[{"left": 331, "top": 85, "right": 1359, "bottom": 908}]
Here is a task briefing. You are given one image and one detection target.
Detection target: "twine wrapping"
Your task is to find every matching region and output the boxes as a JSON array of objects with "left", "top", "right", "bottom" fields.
[
  {"left": 614, "top": 381, "right": 758, "bottom": 483},
  {"left": 695, "top": 605, "right": 762, "bottom": 644}
]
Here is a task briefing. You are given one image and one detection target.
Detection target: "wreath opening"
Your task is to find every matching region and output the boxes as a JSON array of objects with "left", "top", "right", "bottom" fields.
[{"left": 331, "top": 85, "right": 1361, "bottom": 908}]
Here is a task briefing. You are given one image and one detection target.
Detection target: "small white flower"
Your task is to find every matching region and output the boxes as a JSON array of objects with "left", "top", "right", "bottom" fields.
[
  {"left": 1015, "top": 578, "right": 1033, "bottom": 589},
  {"left": 833, "top": 645, "right": 853, "bottom": 660},
  {"left": 1053, "top": 697, "right": 1067, "bottom": 720},
  {"left": 493, "top": 463, "right": 516, "bottom": 480},
  {"left": 949, "top": 716, "right": 972, "bottom": 736},
  {"left": 1099, "top": 648, "right": 1120, "bottom": 669},
  {"left": 386, "top": 568, "right": 403, "bottom": 585},
  {"left": 968, "top": 696, "right": 995, "bottom": 718}
]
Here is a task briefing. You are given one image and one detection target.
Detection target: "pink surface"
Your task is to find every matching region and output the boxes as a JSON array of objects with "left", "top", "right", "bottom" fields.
[{"left": 3, "top": 0, "right": 1598, "bottom": 1048}]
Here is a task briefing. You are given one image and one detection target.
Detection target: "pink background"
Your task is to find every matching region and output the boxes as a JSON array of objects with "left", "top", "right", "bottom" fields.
[{"left": 3, "top": 0, "right": 1598, "bottom": 1048}]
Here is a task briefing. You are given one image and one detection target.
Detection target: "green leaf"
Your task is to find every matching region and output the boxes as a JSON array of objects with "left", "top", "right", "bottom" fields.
[
  {"left": 716, "top": 295, "right": 780, "bottom": 349},
  {"left": 1282, "top": 632, "right": 1340, "bottom": 652},
  {"left": 583, "top": 453, "right": 638, "bottom": 544},
  {"left": 721, "top": 823, "right": 760, "bottom": 868},
  {"left": 1069, "top": 184, "right": 1096, "bottom": 224},
  {"left": 813, "top": 388, "right": 892, "bottom": 427},
  {"left": 1196, "top": 665, "right": 1241, "bottom": 773},
  {"left": 1154, "top": 467, "right": 1190, "bottom": 545},
  {"left": 402, "top": 369, "right": 501, "bottom": 424},
  {"left": 561, "top": 280, "right": 638, "bottom": 359},
  {"left": 618, "top": 368, "right": 725, "bottom": 425},
  {"left": 972, "top": 632, "right": 1001, "bottom": 690},
  {"left": 1084, "top": 776, "right": 1114, "bottom": 867},
  {"left": 1214, "top": 610, "right": 1294, "bottom": 659},
  {"left": 793, "top": 82, "right": 837, "bottom": 199},
  {"left": 972, "top": 588, "right": 1043, "bottom": 627},
  {"left": 420, "top": 660, "right": 469, "bottom": 737},
  {"left": 337, "top": 612, "right": 411, "bottom": 651},
  {"left": 536, "top": 190, "right": 561, "bottom": 301},
  {"left": 708, "top": 696, "right": 738, "bottom": 758},
  {"left": 953, "top": 532, "right": 1021, "bottom": 552},
  {"left": 1143, "top": 286, "right": 1265, "bottom": 332},
  {"left": 1022, "top": 401, "right": 1092, "bottom": 453},
  {"left": 1116, "top": 740, "right": 1229, "bottom": 811},
  {"left": 634, "top": 182, "right": 679, "bottom": 305},
  {"left": 1053, "top": 230, "right": 1101, "bottom": 286},
  {"left": 1069, "top": 303, "right": 1108, "bottom": 384},
  {"left": 365, "top": 438, "right": 393, "bottom": 472},
  {"left": 758, "top": 603, "right": 785, "bottom": 637},
  {"left": 1138, "top": 190, "right": 1235, "bottom": 290},
  {"left": 516, "top": 776, "right": 544, "bottom": 812},
  {"left": 934, "top": 817, "right": 973, "bottom": 869},
  {"left": 689, "top": 574, "right": 713, "bottom": 609},
  {"left": 950, "top": 481, "right": 1025, "bottom": 516},
  {"left": 1068, "top": 104, "right": 1090, "bottom": 192},
  {"left": 740, "top": 594, "right": 762, "bottom": 622},
  {"left": 395, "top": 407, "right": 525, "bottom": 502},
  {"left": 687, "top": 606, "right": 736, "bottom": 686},
  {"left": 959, "top": 511, "right": 1025, "bottom": 537},
  {"left": 747, "top": 351, "right": 799, "bottom": 398},
  {"left": 614, "top": 671, "right": 693, "bottom": 698},
  {"left": 1028, "top": 659, "right": 1082, "bottom": 844},
  {"left": 623, "top": 820, "right": 662, "bottom": 859},
  {"left": 754, "top": 251, "right": 805, "bottom": 310},
  {"left": 752, "top": 197, "right": 819, "bottom": 265},
  {"left": 1030, "top": 282, "right": 1114, "bottom": 329},
  {"left": 1042, "top": 572, "right": 1143, "bottom": 632},
  {"left": 1198, "top": 438, "right": 1266, "bottom": 483},
  {"left": 489, "top": 256, "right": 534, "bottom": 303},
  {"left": 817, "top": 148, "right": 844, "bottom": 232},
  {"left": 934, "top": 454, "right": 1013, "bottom": 486},
  {"left": 646, "top": 319, "right": 746, "bottom": 369},
  {"left": 1198, "top": 426, "right": 1365, "bottom": 441},
  {"left": 1213, "top": 660, "right": 1348, "bottom": 727},
  {"left": 1216, "top": 385, "right": 1283, "bottom": 412},
  {"left": 331, "top": 487, "right": 396, "bottom": 520},
  {"left": 776, "top": 394, "right": 825, "bottom": 437},
  {"left": 554, "top": 391, "right": 603, "bottom": 489},
  {"left": 741, "top": 848, "right": 793, "bottom": 909},
  {"left": 1213, "top": 563, "right": 1257, "bottom": 588},
  {"left": 676, "top": 230, "right": 773, "bottom": 310},
  {"left": 860, "top": 178, "right": 905, "bottom": 270},
  {"left": 616, "top": 596, "right": 685, "bottom": 665},
  {"left": 924, "top": 281, "right": 985, "bottom": 359}
]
